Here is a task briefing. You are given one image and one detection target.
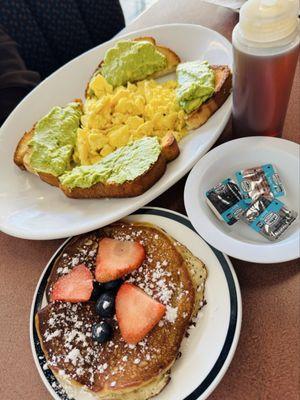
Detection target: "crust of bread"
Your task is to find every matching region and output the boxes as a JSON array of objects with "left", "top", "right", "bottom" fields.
[
  {"left": 161, "top": 132, "right": 180, "bottom": 162},
  {"left": 13, "top": 127, "right": 35, "bottom": 170},
  {"left": 185, "top": 65, "right": 232, "bottom": 130},
  {"left": 38, "top": 173, "right": 60, "bottom": 187},
  {"left": 133, "top": 36, "right": 156, "bottom": 45}
]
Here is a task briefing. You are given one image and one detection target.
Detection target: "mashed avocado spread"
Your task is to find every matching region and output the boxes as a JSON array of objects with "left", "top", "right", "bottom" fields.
[
  {"left": 176, "top": 61, "right": 215, "bottom": 113},
  {"left": 59, "top": 137, "right": 161, "bottom": 189},
  {"left": 29, "top": 103, "right": 82, "bottom": 176},
  {"left": 101, "top": 40, "right": 167, "bottom": 88}
]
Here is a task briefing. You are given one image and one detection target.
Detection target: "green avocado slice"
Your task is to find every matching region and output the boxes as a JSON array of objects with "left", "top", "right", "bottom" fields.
[
  {"left": 28, "top": 102, "right": 82, "bottom": 177},
  {"left": 101, "top": 40, "right": 167, "bottom": 88},
  {"left": 176, "top": 60, "right": 215, "bottom": 113}
]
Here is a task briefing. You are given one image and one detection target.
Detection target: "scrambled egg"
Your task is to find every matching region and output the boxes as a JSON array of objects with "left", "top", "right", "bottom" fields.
[{"left": 75, "top": 74, "right": 187, "bottom": 165}]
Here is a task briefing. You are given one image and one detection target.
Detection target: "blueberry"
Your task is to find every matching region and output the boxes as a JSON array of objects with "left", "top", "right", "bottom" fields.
[
  {"left": 95, "top": 292, "right": 115, "bottom": 318},
  {"left": 102, "top": 279, "right": 123, "bottom": 291},
  {"left": 90, "top": 281, "right": 103, "bottom": 301},
  {"left": 92, "top": 321, "right": 112, "bottom": 343}
]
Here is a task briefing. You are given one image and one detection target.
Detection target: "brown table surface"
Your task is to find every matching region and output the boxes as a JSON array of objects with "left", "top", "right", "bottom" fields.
[{"left": 0, "top": 1, "right": 299, "bottom": 399}]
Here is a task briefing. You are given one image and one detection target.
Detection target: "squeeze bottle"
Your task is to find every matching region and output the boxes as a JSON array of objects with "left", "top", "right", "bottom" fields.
[{"left": 232, "top": 0, "right": 300, "bottom": 137}]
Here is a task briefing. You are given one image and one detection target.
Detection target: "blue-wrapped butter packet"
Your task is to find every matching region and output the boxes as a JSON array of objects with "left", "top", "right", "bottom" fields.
[
  {"left": 206, "top": 178, "right": 248, "bottom": 225},
  {"left": 241, "top": 196, "right": 297, "bottom": 241},
  {"left": 235, "top": 164, "right": 285, "bottom": 203}
]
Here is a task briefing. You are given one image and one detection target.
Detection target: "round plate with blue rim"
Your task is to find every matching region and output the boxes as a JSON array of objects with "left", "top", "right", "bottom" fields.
[{"left": 30, "top": 207, "right": 242, "bottom": 400}]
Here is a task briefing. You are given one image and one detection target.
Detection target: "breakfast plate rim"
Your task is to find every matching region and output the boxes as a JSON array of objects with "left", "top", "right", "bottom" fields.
[{"left": 29, "top": 207, "right": 242, "bottom": 400}]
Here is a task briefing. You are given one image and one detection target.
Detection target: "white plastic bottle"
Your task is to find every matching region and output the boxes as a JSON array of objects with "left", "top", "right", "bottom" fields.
[{"left": 232, "top": 0, "right": 300, "bottom": 137}]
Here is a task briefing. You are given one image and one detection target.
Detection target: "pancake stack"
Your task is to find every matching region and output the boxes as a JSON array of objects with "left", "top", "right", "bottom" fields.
[{"left": 36, "top": 222, "right": 207, "bottom": 399}]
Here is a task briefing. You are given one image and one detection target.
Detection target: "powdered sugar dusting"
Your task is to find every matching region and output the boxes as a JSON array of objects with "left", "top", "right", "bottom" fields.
[
  {"left": 54, "top": 235, "right": 98, "bottom": 279},
  {"left": 165, "top": 306, "right": 178, "bottom": 323},
  {"left": 39, "top": 224, "right": 203, "bottom": 392}
]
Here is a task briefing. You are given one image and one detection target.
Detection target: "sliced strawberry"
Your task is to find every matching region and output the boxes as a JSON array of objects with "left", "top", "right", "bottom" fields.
[
  {"left": 116, "top": 283, "right": 166, "bottom": 344},
  {"left": 95, "top": 238, "right": 145, "bottom": 283},
  {"left": 51, "top": 264, "right": 93, "bottom": 303}
]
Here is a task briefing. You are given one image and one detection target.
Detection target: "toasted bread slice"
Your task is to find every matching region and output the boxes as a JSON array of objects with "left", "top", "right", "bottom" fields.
[
  {"left": 14, "top": 100, "right": 83, "bottom": 187},
  {"left": 185, "top": 65, "right": 232, "bottom": 130},
  {"left": 59, "top": 136, "right": 179, "bottom": 199},
  {"left": 14, "top": 127, "right": 61, "bottom": 187},
  {"left": 85, "top": 36, "right": 181, "bottom": 97},
  {"left": 60, "top": 154, "right": 165, "bottom": 199}
]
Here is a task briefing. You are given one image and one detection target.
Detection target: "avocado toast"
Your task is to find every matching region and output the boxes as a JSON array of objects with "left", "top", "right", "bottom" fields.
[
  {"left": 14, "top": 100, "right": 83, "bottom": 188},
  {"left": 183, "top": 64, "right": 232, "bottom": 130},
  {"left": 14, "top": 36, "right": 231, "bottom": 199},
  {"left": 59, "top": 134, "right": 179, "bottom": 198},
  {"left": 36, "top": 221, "right": 207, "bottom": 400},
  {"left": 86, "top": 36, "right": 181, "bottom": 97}
]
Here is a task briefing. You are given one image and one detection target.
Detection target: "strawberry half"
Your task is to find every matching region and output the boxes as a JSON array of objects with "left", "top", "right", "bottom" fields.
[
  {"left": 95, "top": 238, "right": 145, "bottom": 283},
  {"left": 116, "top": 283, "right": 166, "bottom": 344},
  {"left": 51, "top": 264, "right": 93, "bottom": 303}
]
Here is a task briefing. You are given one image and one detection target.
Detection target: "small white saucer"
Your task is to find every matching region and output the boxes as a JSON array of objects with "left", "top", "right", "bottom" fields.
[{"left": 184, "top": 137, "right": 300, "bottom": 263}]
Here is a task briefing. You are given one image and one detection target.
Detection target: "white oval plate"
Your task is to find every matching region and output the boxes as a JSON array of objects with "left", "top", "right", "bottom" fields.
[
  {"left": 184, "top": 137, "right": 300, "bottom": 263},
  {"left": 30, "top": 207, "right": 241, "bottom": 400},
  {"left": 0, "top": 23, "right": 232, "bottom": 240}
]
